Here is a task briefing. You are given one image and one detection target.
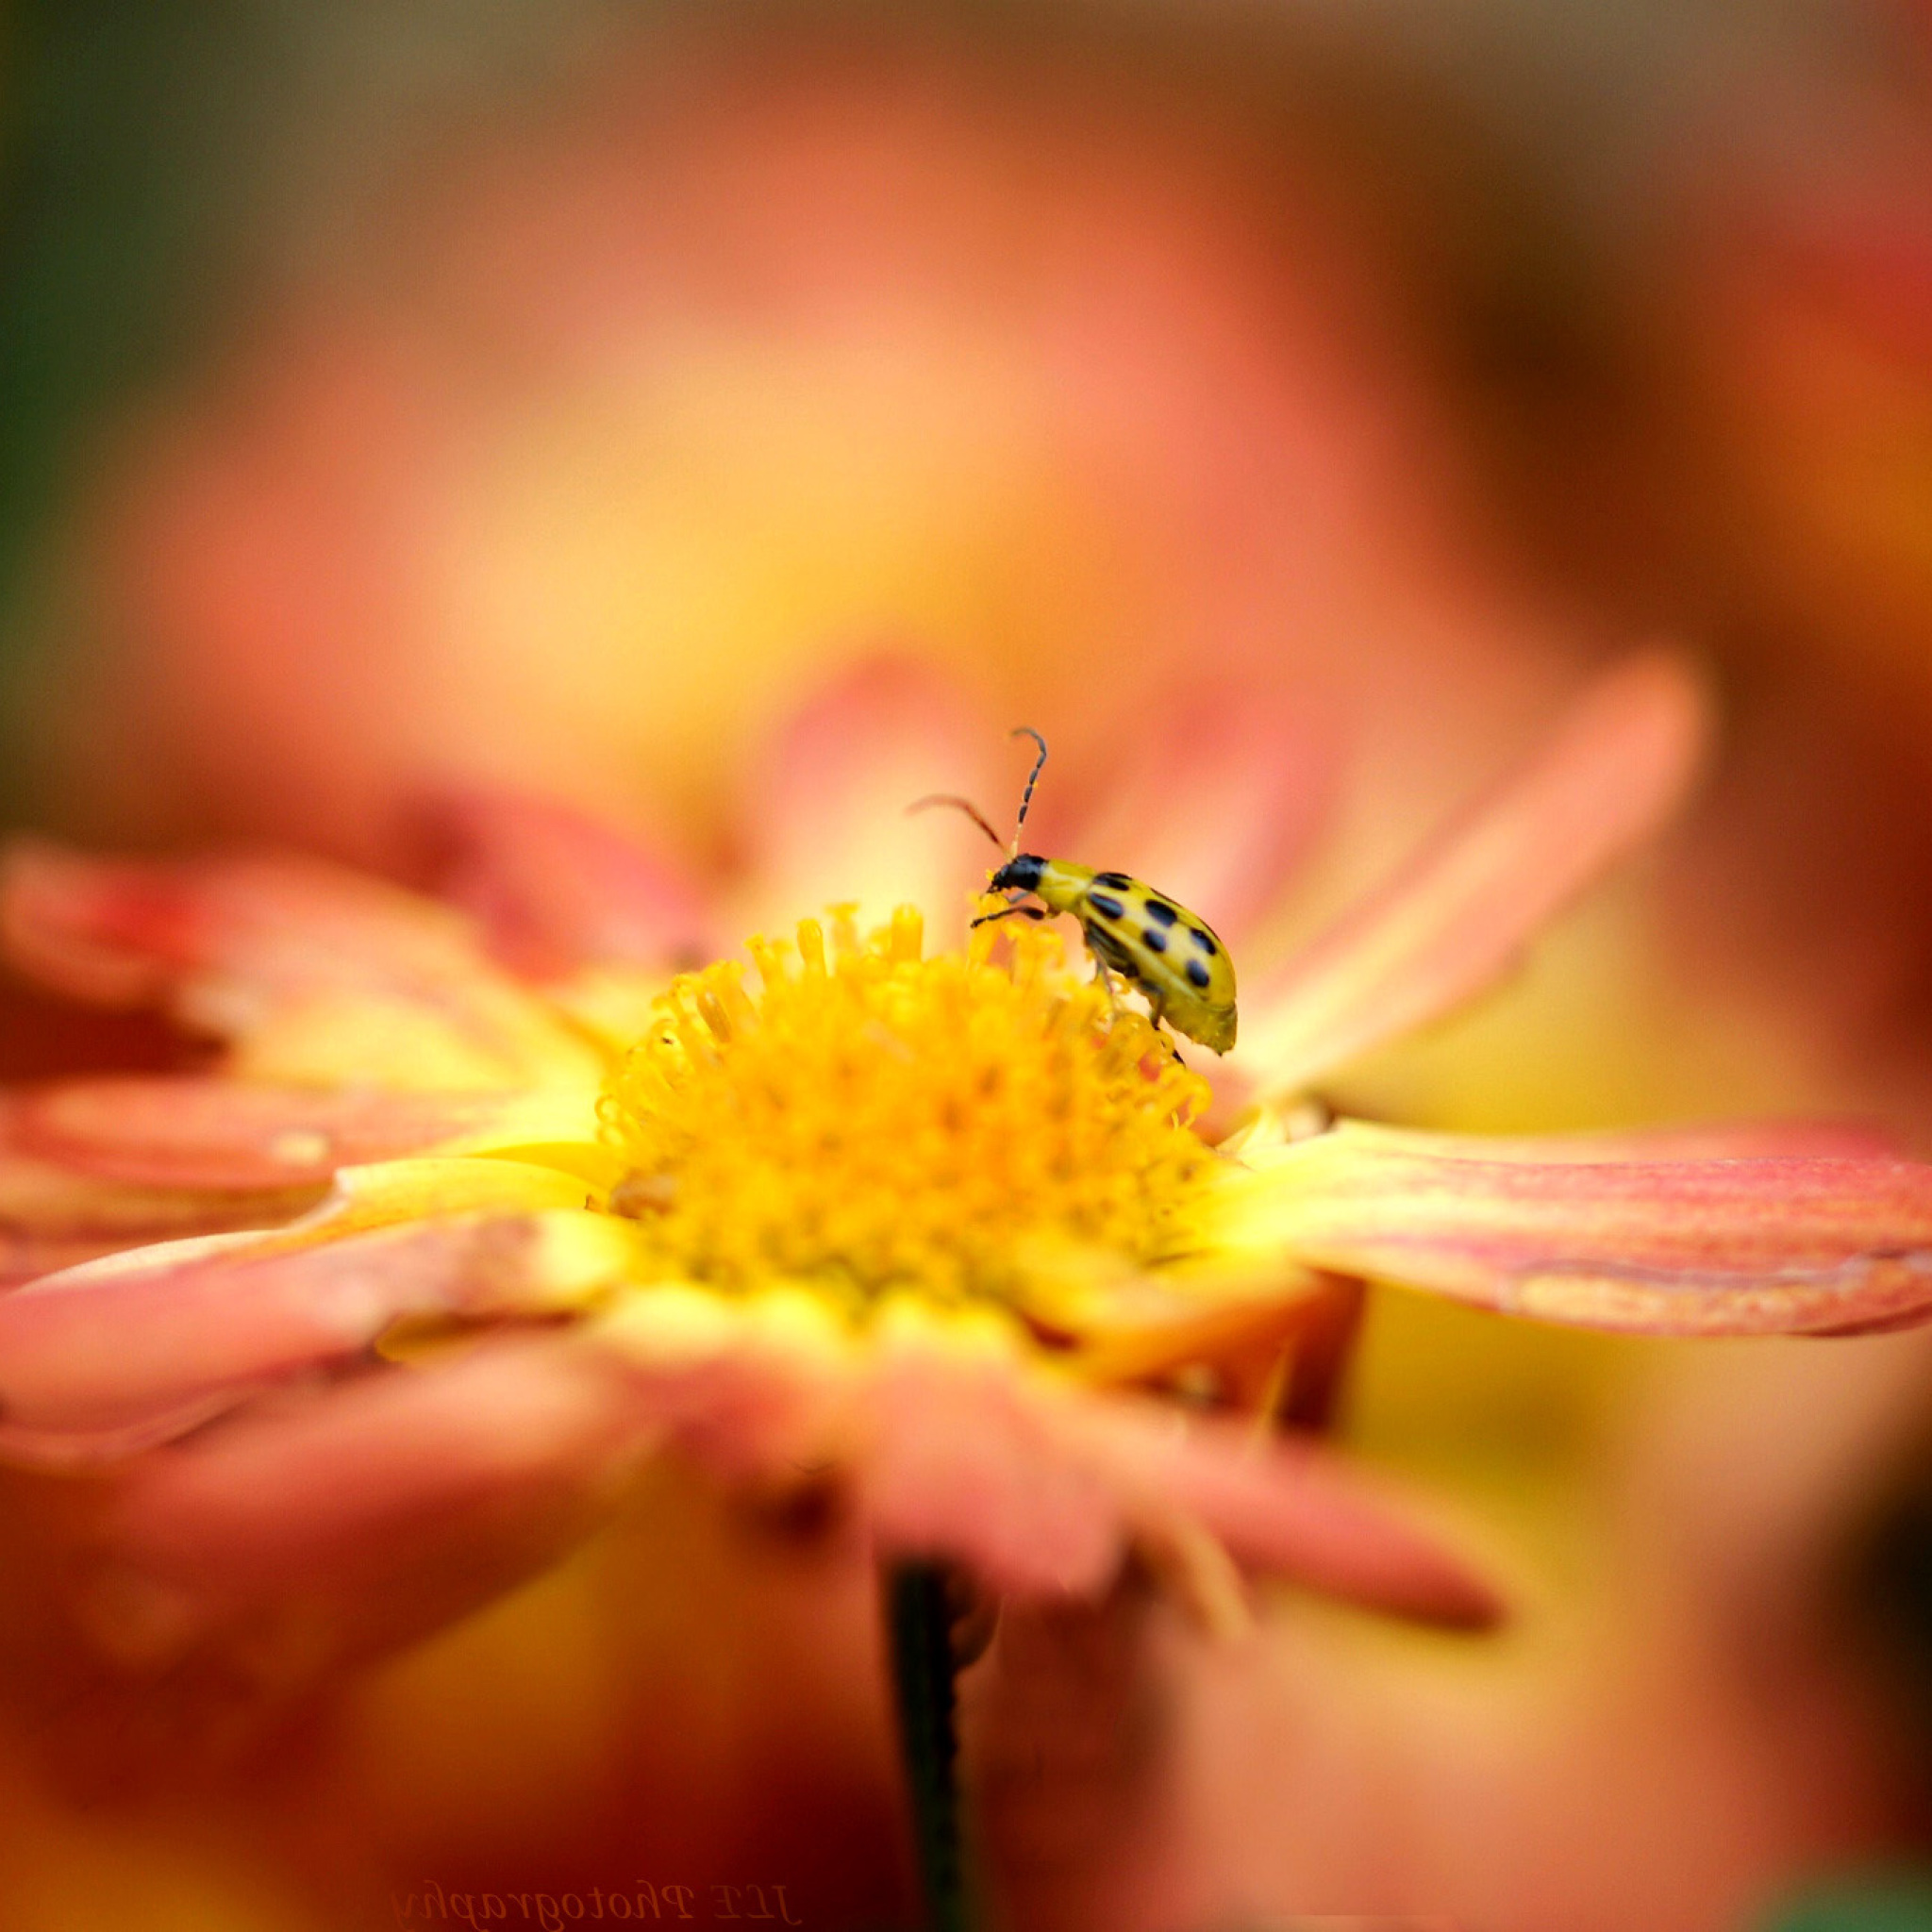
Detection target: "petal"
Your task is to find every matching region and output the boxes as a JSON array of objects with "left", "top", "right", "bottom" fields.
[
  {"left": 0, "top": 841, "right": 603, "bottom": 1090},
  {"left": 409, "top": 786, "right": 713, "bottom": 978},
  {"left": 861, "top": 1320, "right": 1126, "bottom": 1597},
  {"left": 605, "top": 1290, "right": 1500, "bottom": 1622},
  {"left": 42, "top": 1154, "right": 609, "bottom": 1292},
  {"left": 0, "top": 1396, "right": 252, "bottom": 1471},
  {"left": 176, "top": 1153, "right": 602, "bottom": 1256},
  {"left": 859, "top": 1325, "right": 1500, "bottom": 1624},
  {"left": 592, "top": 1284, "right": 856, "bottom": 1477},
  {"left": 1237, "top": 653, "right": 1709, "bottom": 1095},
  {"left": 82, "top": 1335, "right": 651, "bottom": 1666},
  {"left": 0, "top": 1096, "right": 324, "bottom": 1287},
  {"left": 1057, "top": 1291, "right": 1324, "bottom": 1391},
  {"left": 1038, "top": 681, "right": 1335, "bottom": 949},
  {"left": 740, "top": 658, "right": 1000, "bottom": 938},
  {"left": 1091, "top": 1412, "right": 1504, "bottom": 1628},
  {"left": 7, "top": 1075, "right": 596, "bottom": 1190},
  {"left": 0, "top": 1151, "right": 618, "bottom": 1444},
  {"left": 0, "top": 1208, "right": 642, "bottom": 1444},
  {"left": 1274, "top": 1117, "right": 1906, "bottom": 1164},
  {"left": 1218, "top": 1122, "right": 1932, "bottom": 1335},
  {"left": 600, "top": 1294, "right": 1125, "bottom": 1596}
]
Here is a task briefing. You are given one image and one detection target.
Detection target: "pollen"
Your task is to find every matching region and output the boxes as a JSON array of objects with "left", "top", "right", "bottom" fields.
[{"left": 596, "top": 906, "right": 1216, "bottom": 1308}]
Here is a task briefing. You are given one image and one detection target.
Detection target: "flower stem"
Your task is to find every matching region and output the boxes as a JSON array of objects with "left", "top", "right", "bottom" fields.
[{"left": 886, "top": 1562, "right": 973, "bottom": 1932}]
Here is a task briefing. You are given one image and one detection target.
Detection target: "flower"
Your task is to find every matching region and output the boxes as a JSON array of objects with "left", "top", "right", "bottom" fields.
[{"left": 3, "top": 651, "right": 1930, "bottom": 1678}]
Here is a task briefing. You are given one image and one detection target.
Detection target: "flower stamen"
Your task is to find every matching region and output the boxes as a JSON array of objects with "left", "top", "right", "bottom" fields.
[{"left": 598, "top": 909, "right": 1215, "bottom": 1307}]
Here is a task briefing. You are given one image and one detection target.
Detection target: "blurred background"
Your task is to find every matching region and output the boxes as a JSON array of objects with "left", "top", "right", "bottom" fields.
[{"left": 3, "top": 3, "right": 1932, "bottom": 1928}]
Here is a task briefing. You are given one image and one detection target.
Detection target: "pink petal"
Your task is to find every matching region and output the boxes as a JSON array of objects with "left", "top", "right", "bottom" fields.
[
  {"left": 408, "top": 786, "right": 713, "bottom": 978},
  {"left": 8, "top": 1076, "right": 528, "bottom": 1189},
  {"left": 0, "top": 1396, "right": 260, "bottom": 1472},
  {"left": 0, "top": 841, "right": 597, "bottom": 1087},
  {"left": 744, "top": 657, "right": 1000, "bottom": 936},
  {"left": 1238, "top": 653, "right": 1709, "bottom": 1094},
  {"left": 0, "top": 1098, "right": 323, "bottom": 1289},
  {"left": 604, "top": 1346, "right": 847, "bottom": 1485},
  {"left": 85, "top": 1336, "right": 649, "bottom": 1664},
  {"left": 52, "top": 1271, "right": 1503, "bottom": 1648},
  {"left": 854, "top": 1327, "right": 1500, "bottom": 1623},
  {"left": 1096, "top": 1414, "right": 1503, "bottom": 1628},
  {"left": 1029, "top": 683, "right": 1336, "bottom": 949},
  {"left": 1311, "top": 1118, "right": 1906, "bottom": 1164},
  {"left": 0, "top": 1212, "right": 611, "bottom": 1441},
  {"left": 862, "top": 1341, "right": 1125, "bottom": 1597},
  {"left": 0, "top": 839, "right": 423, "bottom": 1008},
  {"left": 599, "top": 1308, "right": 1128, "bottom": 1596},
  {"left": 1226, "top": 1124, "right": 1932, "bottom": 1335}
]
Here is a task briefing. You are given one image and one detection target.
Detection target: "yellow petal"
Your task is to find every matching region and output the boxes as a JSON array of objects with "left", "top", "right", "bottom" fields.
[{"left": 428, "top": 1088, "right": 617, "bottom": 1188}]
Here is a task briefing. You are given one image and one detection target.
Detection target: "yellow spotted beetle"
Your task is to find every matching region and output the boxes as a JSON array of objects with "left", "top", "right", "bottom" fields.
[{"left": 910, "top": 727, "right": 1238, "bottom": 1054}]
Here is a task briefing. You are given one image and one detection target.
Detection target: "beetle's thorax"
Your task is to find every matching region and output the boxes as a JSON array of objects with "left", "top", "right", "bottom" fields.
[{"left": 992, "top": 854, "right": 1096, "bottom": 916}]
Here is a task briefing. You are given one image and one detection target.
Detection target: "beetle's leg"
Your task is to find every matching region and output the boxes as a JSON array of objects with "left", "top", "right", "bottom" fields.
[
  {"left": 970, "top": 902, "right": 1047, "bottom": 929},
  {"left": 1081, "top": 933, "right": 1123, "bottom": 1019},
  {"left": 1097, "top": 963, "right": 1122, "bottom": 1019},
  {"left": 1144, "top": 995, "right": 1186, "bottom": 1064}
]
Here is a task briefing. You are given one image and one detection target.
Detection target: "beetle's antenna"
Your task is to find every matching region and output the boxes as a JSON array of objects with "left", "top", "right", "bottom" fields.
[
  {"left": 1009, "top": 727, "right": 1048, "bottom": 851},
  {"left": 906, "top": 794, "right": 1005, "bottom": 850}
]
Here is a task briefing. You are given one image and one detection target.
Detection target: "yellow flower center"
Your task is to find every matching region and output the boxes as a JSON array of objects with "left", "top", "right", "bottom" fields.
[{"left": 596, "top": 906, "right": 1215, "bottom": 1309}]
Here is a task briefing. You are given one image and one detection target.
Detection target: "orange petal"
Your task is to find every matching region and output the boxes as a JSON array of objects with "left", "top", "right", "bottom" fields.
[
  {"left": 602, "top": 1295, "right": 1124, "bottom": 1594},
  {"left": 0, "top": 1096, "right": 324, "bottom": 1287},
  {"left": 0, "top": 1208, "right": 641, "bottom": 1443},
  {"left": 1092, "top": 1413, "right": 1503, "bottom": 1628},
  {"left": 862, "top": 1334, "right": 1126, "bottom": 1596},
  {"left": 409, "top": 786, "right": 714, "bottom": 978},
  {"left": 605, "top": 1292, "right": 1500, "bottom": 1621},
  {"left": 84, "top": 1335, "right": 649, "bottom": 1665},
  {"left": 592, "top": 1286, "right": 858, "bottom": 1479},
  {"left": 1277, "top": 1117, "right": 1906, "bottom": 1164},
  {"left": 0, "top": 841, "right": 603, "bottom": 1090},
  {"left": 1220, "top": 1122, "right": 1932, "bottom": 1335},
  {"left": 857, "top": 1311, "right": 1499, "bottom": 1622},
  {"left": 1237, "top": 652, "right": 1708, "bottom": 1094},
  {"left": 741, "top": 657, "right": 999, "bottom": 938},
  {"left": 30, "top": 1152, "right": 606, "bottom": 1290},
  {"left": 8, "top": 1076, "right": 560, "bottom": 1189}
]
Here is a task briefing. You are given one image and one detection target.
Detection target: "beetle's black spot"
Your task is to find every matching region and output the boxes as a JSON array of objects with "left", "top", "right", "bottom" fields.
[
  {"left": 1088, "top": 891, "right": 1126, "bottom": 921},
  {"left": 1190, "top": 927, "right": 1217, "bottom": 957},
  {"left": 1141, "top": 926, "right": 1168, "bottom": 954},
  {"left": 1143, "top": 899, "right": 1177, "bottom": 926},
  {"left": 1091, "top": 871, "right": 1133, "bottom": 890},
  {"left": 1185, "top": 957, "right": 1212, "bottom": 990}
]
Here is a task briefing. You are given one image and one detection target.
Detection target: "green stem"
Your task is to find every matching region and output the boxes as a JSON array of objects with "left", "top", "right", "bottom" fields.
[{"left": 886, "top": 1563, "right": 973, "bottom": 1932}]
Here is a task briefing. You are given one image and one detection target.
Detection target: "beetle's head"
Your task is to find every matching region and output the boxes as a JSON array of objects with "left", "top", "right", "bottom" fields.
[{"left": 990, "top": 853, "right": 1046, "bottom": 895}]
